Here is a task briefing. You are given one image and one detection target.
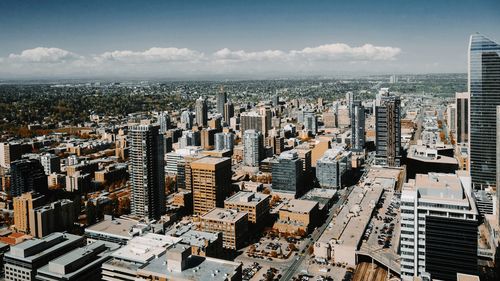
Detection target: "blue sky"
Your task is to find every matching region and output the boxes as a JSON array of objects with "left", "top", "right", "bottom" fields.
[{"left": 0, "top": 0, "right": 499, "bottom": 78}]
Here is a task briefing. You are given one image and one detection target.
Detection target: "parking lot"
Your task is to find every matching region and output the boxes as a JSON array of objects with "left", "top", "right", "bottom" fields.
[{"left": 363, "top": 190, "right": 400, "bottom": 252}]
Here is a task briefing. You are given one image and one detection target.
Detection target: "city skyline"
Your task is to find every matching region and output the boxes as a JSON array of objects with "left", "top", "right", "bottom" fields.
[{"left": 1, "top": 0, "right": 500, "bottom": 79}]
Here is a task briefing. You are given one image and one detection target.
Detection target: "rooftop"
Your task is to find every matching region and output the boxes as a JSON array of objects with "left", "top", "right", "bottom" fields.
[
  {"left": 201, "top": 208, "right": 247, "bottom": 222},
  {"left": 281, "top": 199, "right": 318, "bottom": 214},
  {"left": 138, "top": 252, "right": 241, "bottom": 281},
  {"left": 225, "top": 191, "right": 270, "bottom": 206},
  {"left": 111, "top": 233, "right": 181, "bottom": 264}
]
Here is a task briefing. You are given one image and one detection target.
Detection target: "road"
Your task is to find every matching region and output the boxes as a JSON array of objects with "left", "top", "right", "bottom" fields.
[{"left": 280, "top": 185, "right": 355, "bottom": 281}]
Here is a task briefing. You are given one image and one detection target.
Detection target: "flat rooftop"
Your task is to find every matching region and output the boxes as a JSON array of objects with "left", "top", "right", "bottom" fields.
[
  {"left": 225, "top": 191, "right": 270, "bottom": 206},
  {"left": 201, "top": 208, "right": 247, "bottom": 223},
  {"left": 138, "top": 253, "right": 240, "bottom": 281},
  {"left": 415, "top": 173, "right": 463, "bottom": 200},
  {"left": 191, "top": 156, "right": 230, "bottom": 167},
  {"left": 281, "top": 199, "right": 318, "bottom": 214},
  {"left": 111, "top": 233, "right": 181, "bottom": 264},
  {"left": 36, "top": 241, "right": 120, "bottom": 279},
  {"left": 174, "top": 230, "right": 220, "bottom": 248},
  {"left": 6, "top": 232, "right": 83, "bottom": 262},
  {"left": 85, "top": 216, "right": 151, "bottom": 240}
]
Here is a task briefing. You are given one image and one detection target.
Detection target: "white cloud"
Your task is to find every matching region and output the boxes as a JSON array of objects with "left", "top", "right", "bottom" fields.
[
  {"left": 0, "top": 42, "right": 402, "bottom": 77},
  {"left": 213, "top": 48, "right": 287, "bottom": 62},
  {"left": 291, "top": 43, "right": 401, "bottom": 61},
  {"left": 8, "top": 47, "right": 81, "bottom": 63},
  {"left": 97, "top": 47, "right": 204, "bottom": 63}
]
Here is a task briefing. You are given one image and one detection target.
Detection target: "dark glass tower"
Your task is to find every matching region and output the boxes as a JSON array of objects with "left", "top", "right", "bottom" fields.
[{"left": 469, "top": 33, "right": 500, "bottom": 187}]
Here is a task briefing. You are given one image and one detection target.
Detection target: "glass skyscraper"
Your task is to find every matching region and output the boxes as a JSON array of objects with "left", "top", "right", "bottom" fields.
[{"left": 469, "top": 33, "right": 500, "bottom": 187}]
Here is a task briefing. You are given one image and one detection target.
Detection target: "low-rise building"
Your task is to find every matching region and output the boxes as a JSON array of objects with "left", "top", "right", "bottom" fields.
[
  {"left": 224, "top": 191, "right": 270, "bottom": 226},
  {"left": 4, "top": 232, "right": 84, "bottom": 281},
  {"left": 199, "top": 208, "right": 248, "bottom": 250},
  {"left": 274, "top": 199, "right": 319, "bottom": 235}
]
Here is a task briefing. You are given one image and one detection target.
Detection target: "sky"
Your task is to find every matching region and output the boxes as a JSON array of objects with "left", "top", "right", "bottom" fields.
[{"left": 0, "top": 0, "right": 499, "bottom": 79}]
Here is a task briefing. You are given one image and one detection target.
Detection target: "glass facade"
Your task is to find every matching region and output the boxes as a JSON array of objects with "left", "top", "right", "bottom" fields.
[{"left": 469, "top": 33, "right": 500, "bottom": 187}]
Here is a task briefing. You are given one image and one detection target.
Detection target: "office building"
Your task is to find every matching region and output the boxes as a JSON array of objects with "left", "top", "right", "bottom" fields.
[
  {"left": 10, "top": 158, "right": 48, "bottom": 197},
  {"left": 180, "top": 110, "right": 194, "bottom": 130},
  {"left": 191, "top": 157, "right": 231, "bottom": 215},
  {"left": 40, "top": 153, "right": 60, "bottom": 175},
  {"left": 323, "top": 111, "right": 338, "bottom": 128},
  {"left": 316, "top": 148, "right": 352, "bottom": 189},
  {"left": 200, "top": 208, "right": 248, "bottom": 250},
  {"left": 346, "top": 91, "right": 354, "bottom": 114},
  {"left": 201, "top": 128, "right": 217, "bottom": 150},
  {"left": 35, "top": 241, "right": 120, "bottom": 281},
  {"left": 272, "top": 150, "right": 304, "bottom": 197},
  {"left": 129, "top": 124, "right": 165, "bottom": 220},
  {"left": 455, "top": 92, "right": 470, "bottom": 144},
  {"left": 224, "top": 101, "right": 235, "bottom": 125},
  {"left": 274, "top": 199, "right": 319, "bottom": 235},
  {"left": 167, "top": 227, "right": 222, "bottom": 258},
  {"left": 215, "top": 132, "right": 234, "bottom": 151},
  {"left": 13, "top": 192, "right": 45, "bottom": 234},
  {"left": 243, "top": 129, "right": 263, "bottom": 167},
  {"left": 0, "top": 142, "right": 31, "bottom": 168},
  {"left": 101, "top": 233, "right": 181, "bottom": 281},
  {"left": 4, "top": 232, "right": 84, "bottom": 281},
  {"left": 29, "top": 199, "right": 76, "bottom": 238},
  {"left": 136, "top": 243, "right": 242, "bottom": 281},
  {"left": 240, "top": 111, "right": 265, "bottom": 135},
  {"left": 224, "top": 191, "right": 270, "bottom": 226},
  {"left": 303, "top": 111, "right": 317, "bottom": 135},
  {"left": 351, "top": 100, "right": 365, "bottom": 152},
  {"left": 85, "top": 215, "right": 164, "bottom": 245},
  {"left": 400, "top": 173, "right": 479, "bottom": 280},
  {"left": 446, "top": 103, "right": 457, "bottom": 133},
  {"left": 468, "top": 33, "right": 500, "bottom": 187},
  {"left": 295, "top": 146, "right": 312, "bottom": 176},
  {"left": 195, "top": 96, "right": 208, "bottom": 127},
  {"left": 216, "top": 91, "right": 227, "bottom": 117},
  {"left": 158, "top": 111, "right": 171, "bottom": 133},
  {"left": 375, "top": 91, "right": 401, "bottom": 167}
]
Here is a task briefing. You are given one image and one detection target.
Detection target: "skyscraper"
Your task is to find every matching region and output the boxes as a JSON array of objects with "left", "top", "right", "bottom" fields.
[
  {"left": 180, "top": 110, "right": 194, "bottom": 130},
  {"left": 158, "top": 111, "right": 171, "bottom": 134},
  {"left": 129, "top": 124, "right": 165, "bottom": 220},
  {"left": 240, "top": 111, "right": 264, "bottom": 134},
  {"left": 468, "top": 33, "right": 500, "bottom": 187},
  {"left": 303, "top": 111, "right": 317, "bottom": 135},
  {"left": 191, "top": 157, "right": 231, "bottom": 215},
  {"left": 217, "top": 91, "right": 227, "bottom": 118},
  {"left": 375, "top": 91, "right": 401, "bottom": 167},
  {"left": 243, "top": 130, "right": 263, "bottom": 167},
  {"left": 345, "top": 91, "right": 354, "bottom": 115},
  {"left": 195, "top": 96, "right": 208, "bottom": 127},
  {"left": 10, "top": 159, "right": 48, "bottom": 197},
  {"left": 455, "top": 92, "right": 469, "bottom": 144},
  {"left": 351, "top": 100, "right": 365, "bottom": 152},
  {"left": 400, "top": 173, "right": 478, "bottom": 280},
  {"left": 224, "top": 101, "right": 235, "bottom": 125},
  {"left": 272, "top": 150, "right": 303, "bottom": 198}
]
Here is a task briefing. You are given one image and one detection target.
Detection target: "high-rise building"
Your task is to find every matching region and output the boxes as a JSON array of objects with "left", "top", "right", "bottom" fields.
[
  {"left": 316, "top": 148, "right": 352, "bottom": 189},
  {"left": 10, "top": 159, "right": 48, "bottom": 197},
  {"left": 216, "top": 91, "right": 227, "bottom": 117},
  {"left": 180, "top": 110, "right": 194, "bottom": 130},
  {"left": 351, "top": 100, "right": 365, "bottom": 152},
  {"left": 243, "top": 130, "right": 263, "bottom": 167},
  {"left": 191, "top": 157, "right": 231, "bottom": 215},
  {"left": 195, "top": 96, "right": 208, "bottom": 127},
  {"left": 40, "top": 153, "right": 60, "bottom": 175},
  {"left": 375, "top": 91, "right": 401, "bottom": 167},
  {"left": 0, "top": 142, "right": 31, "bottom": 168},
  {"left": 272, "top": 150, "right": 303, "bottom": 197},
  {"left": 13, "top": 192, "right": 45, "bottom": 234},
  {"left": 240, "top": 111, "right": 264, "bottom": 135},
  {"left": 400, "top": 173, "right": 478, "bottom": 280},
  {"left": 272, "top": 95, "right": 279, "bottom": 107},
  {"left": 29, "top": 199, "right": 76, "bottom": 238},
  {"left": 303, "top": 111, "right": 317, "bottom": 135},
  {"left": 345, "top": 91, "right": 354, "bottom": 114},
  {"left": 129, "top": 125, "right": 165, "bottom": 220},
  {"left": 224, "top": 101, "right": 235, "bottom": 125},
  {"left": 158, "top": 111, "right": 171, "bottom": 133},
  {"left": 446, "top": 103, "right": 456, "bottom": 133},
  {"left": 497, "top": 106, "right": 500, "bottom": 224},
  {"left": 215, "top": 132, "right": 234, "bottom": 151},
  {"left": 259, "top": 107, "right": 272, "bottom": 136},
  {"left": 468, "top": 33, "right": 500, "bottom": 187},
  {"left": 200, "top": 208, "right": 248, "bottom": 250},
  {"left": 455, "top": 92, "right": 470, "bottom": 144}
]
